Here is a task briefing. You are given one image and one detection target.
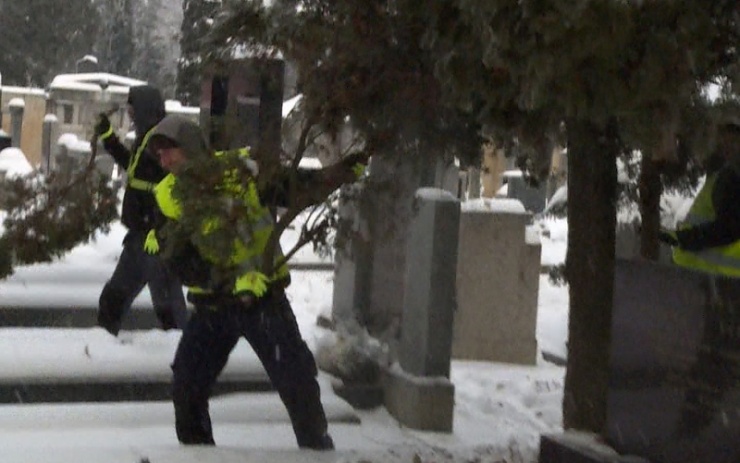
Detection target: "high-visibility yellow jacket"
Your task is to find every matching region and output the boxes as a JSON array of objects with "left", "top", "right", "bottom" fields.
[
  {"left": 673, "top": 172, "right": 740, "bottom": 278},
  {"left": 153, "top": 147, "right": 289, "bottom": 299}
]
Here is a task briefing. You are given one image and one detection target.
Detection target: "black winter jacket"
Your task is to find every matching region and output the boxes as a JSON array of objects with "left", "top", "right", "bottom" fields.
[
  {"left": 677, "top": 162, "right": 740, "bottom": 251},
  {"left": 102, "top": 85, "right": 167, "bottom": 233}
]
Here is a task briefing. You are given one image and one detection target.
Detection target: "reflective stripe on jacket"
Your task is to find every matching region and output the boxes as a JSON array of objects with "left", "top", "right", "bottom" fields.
[
  {"left": 673, "top": 174, "right": 740, "bottom": 278},
  {"left": 126, "top": 128, "right": 158, "bottom": 193},
  {"left": 153, "top": 148, "right": 289, "bottom": 296}
]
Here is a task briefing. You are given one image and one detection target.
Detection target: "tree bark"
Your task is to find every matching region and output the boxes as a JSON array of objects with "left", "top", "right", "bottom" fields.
[
  {"left": 563, "top": 119, "right": 619, "bottom": 434},
  {"left": 639, "top": 155, "right": 662, "bottom": 260}
]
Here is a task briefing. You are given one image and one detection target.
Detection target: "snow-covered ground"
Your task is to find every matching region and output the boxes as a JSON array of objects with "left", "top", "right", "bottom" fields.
[
  {"left": 0, "top": 214, "right": 570, "bottom": 463},
  {"left": 0, "top": 148, "right": 575, "bottom": 463}
]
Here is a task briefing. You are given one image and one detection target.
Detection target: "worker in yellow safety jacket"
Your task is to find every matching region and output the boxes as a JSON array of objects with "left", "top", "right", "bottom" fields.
[
  {"left": 660, "top": 119, "right": 740, "bottom": 278},
  {"left": 94, "top": 85, "right": 187, "bottom": 335},
  {"left": 144, "top": 114, "right": 334, "bottom": 450}
]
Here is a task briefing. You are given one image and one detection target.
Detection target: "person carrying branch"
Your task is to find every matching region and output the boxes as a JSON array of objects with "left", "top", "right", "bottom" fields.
[
  {"left": 659, "top": 116, "right": 740, "bottom": 277},
  {"left": 143, "top": 114, "right": 365, "bottom": 449},
  {"left": 94, "top": 85, "right": 187, "bottom": 335},
  {"left": 658, "top": 114, "right": 740, "bottom": 439}
]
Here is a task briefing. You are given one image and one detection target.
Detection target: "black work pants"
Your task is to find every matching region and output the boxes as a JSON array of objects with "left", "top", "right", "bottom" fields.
[
  {"left": 98, "top": 231, "right": 188, "bottom": 335},
  {"left": 171, "top": 289, "right": 332, "bottom": 449}
]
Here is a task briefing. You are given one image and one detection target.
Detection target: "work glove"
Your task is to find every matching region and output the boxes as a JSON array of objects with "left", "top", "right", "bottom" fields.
[
  {"left": 658, "top": 228, "right": 679, "bottom": 247},
  {"left": 352, "top": 162, "right": 367, "bottom": 180},
  {"left": 235, "top": 271, "right": 270, "bottom": 299},
  {"left": 95, "top": 113, "right": 114, "bottom": 140},
  {"left": 143, "top": 229, "right": 160, "bottom": 255}
]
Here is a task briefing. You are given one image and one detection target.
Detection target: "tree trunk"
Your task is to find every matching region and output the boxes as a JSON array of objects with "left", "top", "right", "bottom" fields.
[
  {"left": 563, "top": 119, "right": 619, "bottom": 433},
  {"left": 638, "top": 155, "right": 662, "bottom": 260}
]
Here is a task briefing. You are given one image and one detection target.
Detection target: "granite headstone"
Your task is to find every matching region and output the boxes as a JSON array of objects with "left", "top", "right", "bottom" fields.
[{"left": 607, "top": 259, "right": 740, "bottom": 463}]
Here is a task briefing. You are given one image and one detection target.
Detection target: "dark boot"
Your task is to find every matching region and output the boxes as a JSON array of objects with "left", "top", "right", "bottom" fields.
[
  {"left": 97, "top": 285, "right": 129, "bottom": 336},
  {"left": 278, "top": 348, "right": 334, "bottom": 450},
  {"left": 301, "top": 433, "right": 335, "bottom": 450},
  {"left": 172, "top": 379, "right": 216, "bottom": 445},
  {"left": 155, "top": 308, "right": 179, "bottom": 331}
]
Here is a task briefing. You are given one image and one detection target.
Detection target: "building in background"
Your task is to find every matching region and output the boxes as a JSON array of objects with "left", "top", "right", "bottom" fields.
[
  {"left": 1, "top": 65, "right": 200, "bottom": 168},
  {"left": 46, "top": 72, "right": 147, "bottom": 142}
]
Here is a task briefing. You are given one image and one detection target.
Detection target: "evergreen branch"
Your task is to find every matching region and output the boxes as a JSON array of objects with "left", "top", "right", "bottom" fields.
[
  {"left": 260, "top": 147, "right": 368, "bottom": 276},
  {"left": 51, "top": 132, "right": 100, "bottom": 202},
  {"left": 273, "top": 201, "right": 334, "bottom": 273},
  {"left": 0, "top": 124, "right": 120, "bottom": 279}
]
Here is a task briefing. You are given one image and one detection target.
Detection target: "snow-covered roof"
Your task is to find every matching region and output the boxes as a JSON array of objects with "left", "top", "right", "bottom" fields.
[
  {"left": 49, "top": 73, "right": 147, "bottom": 94},
  {"left": 0, "top": 86, "right": 47, "bottom": 97}
]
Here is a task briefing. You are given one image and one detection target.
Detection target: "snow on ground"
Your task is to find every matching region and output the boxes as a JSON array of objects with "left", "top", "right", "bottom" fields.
[
  {"left": 0, "top": 151, "right": 575, "bottom": 462},
  {"left": 0, "top": 213, "right": 569, "bottom": 463}
]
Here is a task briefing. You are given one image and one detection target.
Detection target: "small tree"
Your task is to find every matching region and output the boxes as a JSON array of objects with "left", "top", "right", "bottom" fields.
[{"left": 0, "top": 142, "right": 120, "bottom": 280}]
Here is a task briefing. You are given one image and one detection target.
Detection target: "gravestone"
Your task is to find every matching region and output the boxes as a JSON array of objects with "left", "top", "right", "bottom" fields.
[
  {"left": 540, "top": 432, "right": 649, "bottom": 463},
  {"left": 383, "top": 188, "right": 459, "bottom": 432},
  {"left": 9, "top": 98, "right": 24, "bottom": 148},
  {"left": 453, "top": 198, "right": 541, "bottom": 364},
  {"left": 466, "top": 166, "right": 481, "bottom": 199},
  {"left": 355, "top": 154, "right": 424, "bottom": 340},
  {"left": 607, "top": 259, "right": 740, "bottom": 463},
  {"left": 504, "top": 170, "right": 547, "bottom": 213},
  {"left": 331, "top": 184, "right": 373, "bottom": 327},
  {"left": 200, "top": 58, "right": 284, "bottom": 160}
]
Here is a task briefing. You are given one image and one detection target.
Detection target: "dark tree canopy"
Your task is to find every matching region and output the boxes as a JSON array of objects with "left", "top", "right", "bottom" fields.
[
  {"left": 206, "top": 0, "right": 739, "bottom": 435},
  {"left": 425, "top": 1, "right": 738, "bottom": 167},
  {"left": 0, "top": 0, "right": 100, "bottom": 86},
  {"left": 422, "top": 0, "right": 738, "bottom": 433},
  {"left": 130, "top": 0, "right": 180, "bottom": 98},
  {"left": 207, "top": 0, "right": 482, "bottom": 164},
  {"left": 95, "top": 0, "right": 137, "bottom": 77}
]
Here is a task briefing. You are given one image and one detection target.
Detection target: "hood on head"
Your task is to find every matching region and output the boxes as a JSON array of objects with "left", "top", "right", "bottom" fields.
[
  {"left": 149, "top": 115, "right": 210, "bottom": 161},
  {"left": 127, "top": 85, "right": 165, "bottom": 134}
]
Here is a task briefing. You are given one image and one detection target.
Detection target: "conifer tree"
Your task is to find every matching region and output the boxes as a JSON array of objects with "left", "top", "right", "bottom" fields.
[
  {"left": 0, "top": 146, "right": 120, "bottom": 280},
  {"left": 208, "top": 0, "right": 738, "bottom": 435},
  {"left": 131, "top": 0, "right": 180, "bottom": 97},
  {"left": 0, "top": 0, "right": 99, "bottom": 86},
  {"left": 97, "top": 0, "right": 136, "bottom": 76},
  {"left": 423, "top": 0, "right": 738, "bottom": 433},
  {"left": 177, "top": 0, "right": 222, "bottom": 105},
  {"left": 191, "top": 0, "right": 482, "bottom": 309}
]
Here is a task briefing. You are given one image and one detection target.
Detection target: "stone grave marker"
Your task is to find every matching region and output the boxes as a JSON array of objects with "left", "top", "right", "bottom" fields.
[{"left": 607, "top": 258, "right": 740, "bottom": 463}]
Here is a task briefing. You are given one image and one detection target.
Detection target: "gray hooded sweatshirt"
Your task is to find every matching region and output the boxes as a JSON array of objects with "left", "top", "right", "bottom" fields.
[{"left": 149, "top": 114, "right": 211, "bottom": 162}]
